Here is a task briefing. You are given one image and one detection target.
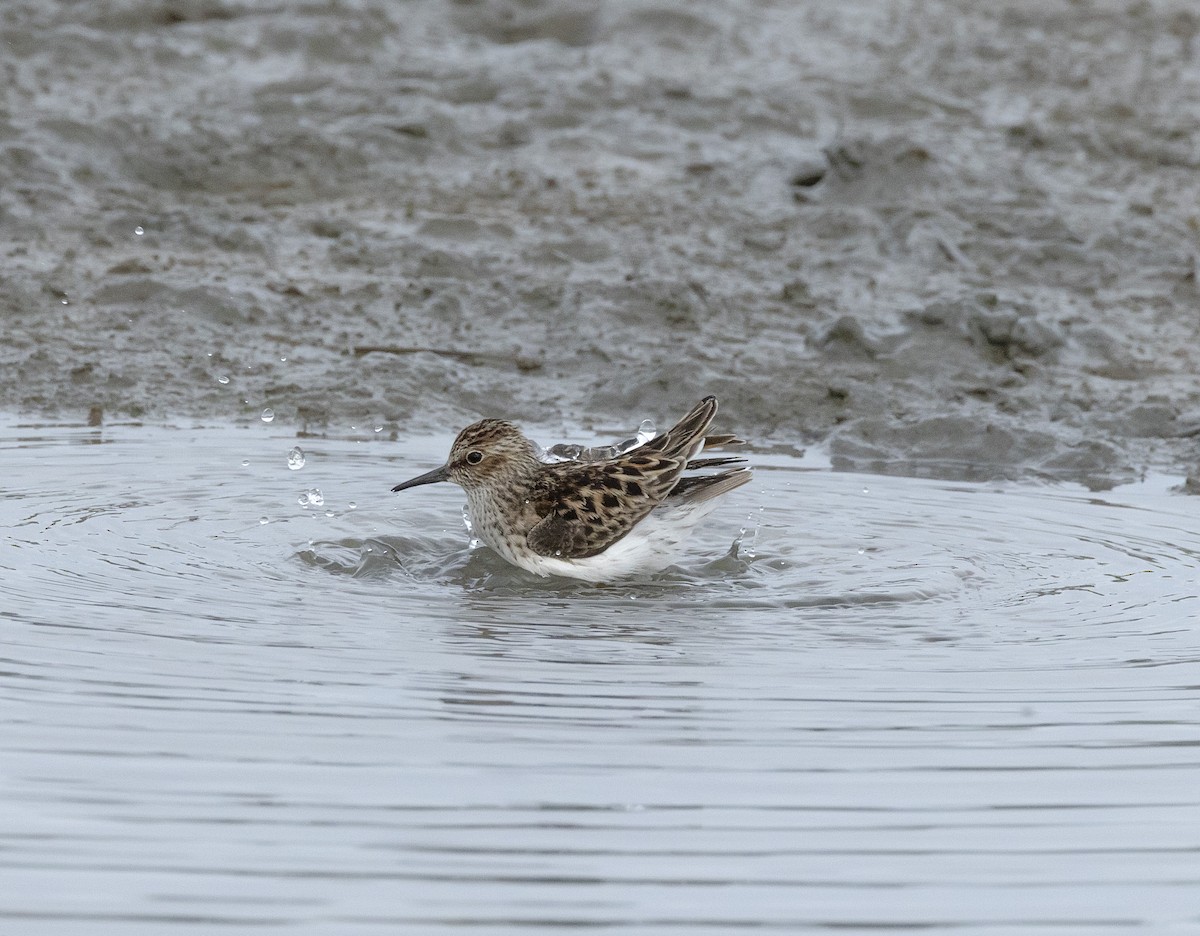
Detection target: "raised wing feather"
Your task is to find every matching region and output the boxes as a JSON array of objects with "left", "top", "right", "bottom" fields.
[
  {"left": 525, "top": 396, "right": 726, "bottom": 560},
  {"left": 525, "top": 452, "right": 687, "bottom": 558}
]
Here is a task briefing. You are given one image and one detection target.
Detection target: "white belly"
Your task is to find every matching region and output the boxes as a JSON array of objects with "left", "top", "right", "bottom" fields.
[{"left": 474, "top": 497, "right": 728, "bottom": 582}]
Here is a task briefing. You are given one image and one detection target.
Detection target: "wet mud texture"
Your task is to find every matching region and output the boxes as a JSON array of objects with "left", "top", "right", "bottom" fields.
[{"left": 3, "top": 0, "right": 1200, "bottom": 486}]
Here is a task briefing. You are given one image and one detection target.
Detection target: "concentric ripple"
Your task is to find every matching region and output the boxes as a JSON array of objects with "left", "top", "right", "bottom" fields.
[{"left": 2, "top": 421, "right": 1199, "bottom": 935}]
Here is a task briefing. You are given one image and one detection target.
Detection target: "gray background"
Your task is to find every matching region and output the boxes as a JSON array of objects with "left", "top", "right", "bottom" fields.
[{"left": 3, "top": 0, "right": 1199, "bottom": 486}]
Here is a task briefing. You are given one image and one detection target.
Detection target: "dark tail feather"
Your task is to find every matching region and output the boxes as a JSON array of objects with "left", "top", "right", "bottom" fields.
[
  {"left": 644, "top": 396, "right": 718, "bottom": 461},
  {"left": 686, "top": 456, "right": 747, "bottom": 471},
  {"left": 670, "top": 466, "right": 753, "bottom": 503}
]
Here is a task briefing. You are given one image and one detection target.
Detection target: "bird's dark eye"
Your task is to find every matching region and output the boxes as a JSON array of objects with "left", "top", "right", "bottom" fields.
[{"left": 466, "top": 450, "right": 483, "bottom": 465}]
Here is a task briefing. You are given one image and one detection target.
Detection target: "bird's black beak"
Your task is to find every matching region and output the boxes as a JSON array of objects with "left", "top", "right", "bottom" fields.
[{"left": 390, "top": 464, "right": 450, "bottom": 493}]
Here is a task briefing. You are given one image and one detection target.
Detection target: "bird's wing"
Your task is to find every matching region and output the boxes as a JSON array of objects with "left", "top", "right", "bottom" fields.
[
  {"left": 526, "top": 397, "right": 724, "bottom": 559},
  {"left": 525, "top": 451, "right": 687, "bottom": 559},
  {"left": 640, "top": 395, "right": 717, "bottom": 461}
]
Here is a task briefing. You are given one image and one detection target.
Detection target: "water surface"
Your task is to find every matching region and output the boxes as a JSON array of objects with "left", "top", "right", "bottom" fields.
[{"left": 2, "top": 421, "right": 1199, "bottom": 934}]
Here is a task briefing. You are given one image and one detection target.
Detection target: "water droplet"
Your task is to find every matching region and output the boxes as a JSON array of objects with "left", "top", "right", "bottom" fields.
[
  {"left": 461, "top": 506, "right": 481, "bottom": 548},
  {"left": 134, "top": 226, "right": 144, "bottom": 236},
  {"left": 259, "top": 517, "right": 269, "bottom": 525},
  {"left": 280, "top": 356, "right": 287, "bottom": 362},
  {"left": 324, "top": 509, "right": 334, "bottom": 518},
  {"left": 217, "top": 375, "right": 230, "bottom": 385},
  {"left": 60, "top": 298, "right": 68, "bottom": 305},
  {"left": 554, "top": 549, "right": 562, "bottom": 556},
  {"left": 742, "top": 527, "right": 758, "bottom": 559},
  {"left": 348, "top": 502, "right": 357, "bottom": 510},
  {"left": 373, "top": 425, "right": 383, "bottom": 433},
  {"left": 241, "top": 459, "right": 250, "bottom": 467},
  {"left": 299, "top": 488, "right": 324, "bottom": 507},
  {"left": 261, "top": 407, "right": 275, "bottom": 423},
  {"left": 287, "top": 446, "right": 305, "bottom": 470},
  {"left": 862, "top": 487, "right": 869, "bottom": 494}
]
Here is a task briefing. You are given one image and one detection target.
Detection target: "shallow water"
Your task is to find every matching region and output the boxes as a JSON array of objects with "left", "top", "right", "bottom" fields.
[{"left": 2, "top": 420, "right": 1199, "bottom": 935}]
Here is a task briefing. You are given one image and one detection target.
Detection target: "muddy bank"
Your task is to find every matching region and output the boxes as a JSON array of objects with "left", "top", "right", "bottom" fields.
[{"left": 2, "top": 0, "right": 1199, "bottom": 486}]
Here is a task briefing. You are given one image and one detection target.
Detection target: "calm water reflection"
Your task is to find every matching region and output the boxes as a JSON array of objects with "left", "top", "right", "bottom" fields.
[{"left": 2, "top": 422, "right": 1199, "bottom": 934}]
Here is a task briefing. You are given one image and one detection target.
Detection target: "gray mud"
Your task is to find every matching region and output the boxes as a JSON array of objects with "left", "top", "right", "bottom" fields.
[{"left": 3, "top": 0, "right": 1200, "bottom": 486}]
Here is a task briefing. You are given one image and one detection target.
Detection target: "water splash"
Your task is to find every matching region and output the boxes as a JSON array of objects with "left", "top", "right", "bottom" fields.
[
  {"left": 744, "top": 506, "right": 764, "bottom": 559},
  {"left": 462, "top": 505, "right": 481, "bottom": 549},
  {"left": 287, "top": 446, "right": 305, "bottom": 470},
  {"left": 540, "top": 418, "right": 658, "bottom": 464},
  {"left": 733, "top": 505, "right": 764, "bottom": 560}
]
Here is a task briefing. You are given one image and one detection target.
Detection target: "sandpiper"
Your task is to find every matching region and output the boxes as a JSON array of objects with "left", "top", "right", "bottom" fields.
[{"left": 390, "top": 396, "right": 752, "bottom": 581}]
